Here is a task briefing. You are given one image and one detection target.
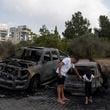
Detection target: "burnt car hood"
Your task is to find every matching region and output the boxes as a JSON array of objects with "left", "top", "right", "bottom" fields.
[{"left": 0, "top": 58, "right": 36, "bottom": 69}]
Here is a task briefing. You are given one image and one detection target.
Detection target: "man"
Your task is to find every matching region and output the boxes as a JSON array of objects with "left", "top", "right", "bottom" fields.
[{"left": 56, "top": 55, "right": 81, "bottom": 104}]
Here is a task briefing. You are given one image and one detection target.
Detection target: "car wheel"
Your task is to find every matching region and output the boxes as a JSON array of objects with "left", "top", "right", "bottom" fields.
[
  {"left": 102, "top": 73, "right": 109, "bottom": 89},
  {"left": 28, "top": 75, "right": 40, "bottom": 93}
]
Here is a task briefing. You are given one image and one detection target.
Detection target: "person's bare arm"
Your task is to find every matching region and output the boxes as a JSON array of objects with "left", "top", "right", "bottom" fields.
[
  {"left": 73, "top": 68, "right": 82, "bottom": 79},
  {"left": 93, "top": 75, "right": 99, "bottom": 79}
]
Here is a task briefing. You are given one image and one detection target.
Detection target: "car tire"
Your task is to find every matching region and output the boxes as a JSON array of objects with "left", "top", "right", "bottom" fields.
[
  {"left": 28, "top": 75, "right": 40, "bottom": 93},
  {"left": 101, "top": 73, "right": 109, "bottom": 89}
]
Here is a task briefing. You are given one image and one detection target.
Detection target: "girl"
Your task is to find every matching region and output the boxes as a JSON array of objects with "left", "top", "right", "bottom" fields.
[{"left": 83, "top": 68, "right": 94, "bottom": 104}]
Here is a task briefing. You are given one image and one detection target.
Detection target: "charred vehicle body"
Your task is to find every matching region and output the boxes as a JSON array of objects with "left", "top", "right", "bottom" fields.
[
  {"left": 0, "top": 47, "right": 67, "bottom": 91},
  {"left": 65, "top": 60, "right": 107, "bottom": 95}
]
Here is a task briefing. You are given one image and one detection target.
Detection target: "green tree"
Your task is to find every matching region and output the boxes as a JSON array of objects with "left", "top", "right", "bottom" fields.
[
  {"left": 39, "top": 25, "right": 50, "bottom": 36},
  {"left": 63, "top": 11, "right": 91, "bottom": 39},
  {"left": 0, "top": 41, "right": 15, "bottom": 59},
  {"left": 54, "top": 26, "right": 58, "bottom": 35},
  {"left": 98, "top": 15, "right": 110, "bottom": 39},
  {"left": 53, "top": 26, "right": 60, "bottom": 39},
  {"left": 33, "top": 25, "right": 61, "bottom": 48},
  {"left": 69, "top": 33, "right": 109, "bottom": 58}
]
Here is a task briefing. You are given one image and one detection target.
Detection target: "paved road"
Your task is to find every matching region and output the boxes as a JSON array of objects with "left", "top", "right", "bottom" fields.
[{"left": 0, "top": 80, "right": 109, "bottom": 110}]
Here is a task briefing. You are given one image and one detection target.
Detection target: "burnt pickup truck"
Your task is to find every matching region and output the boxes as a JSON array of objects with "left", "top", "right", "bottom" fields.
[{"left": 0, "top": 47, "right": 67, "bottom": 91}]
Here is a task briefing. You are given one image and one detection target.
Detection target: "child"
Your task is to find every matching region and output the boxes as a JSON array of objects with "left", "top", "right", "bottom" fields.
[{"left": 83, "top": 68, "right": 94, "bottom": 104}]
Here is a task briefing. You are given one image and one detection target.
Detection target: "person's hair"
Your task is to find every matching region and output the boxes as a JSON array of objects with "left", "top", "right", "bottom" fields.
[
  {"left": 70, "top": 55, "right": 79, "bottom": 62},
  {"left": 85, "top": 68, "right": 92, "bottom": 80}
]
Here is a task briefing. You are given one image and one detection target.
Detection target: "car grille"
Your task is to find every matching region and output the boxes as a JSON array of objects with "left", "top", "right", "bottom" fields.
[{"left": 0, "top": 65, "right": 18, "bottom": 80}]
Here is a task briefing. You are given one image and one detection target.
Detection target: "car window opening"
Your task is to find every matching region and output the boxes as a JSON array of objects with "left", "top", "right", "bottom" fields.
[{"left": 67, "top": 66, "right": 95, "bottom": 76}]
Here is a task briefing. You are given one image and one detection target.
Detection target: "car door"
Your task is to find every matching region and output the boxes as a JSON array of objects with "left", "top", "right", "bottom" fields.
[
  {"left": 92, "top": 66, "right": 102, "bottom": 88},
  {"left": 40, "top": 51, "right": 54, "bottom": 82},
  {"left": 51, "top": 50, "right": 59, "bottom": 77}
]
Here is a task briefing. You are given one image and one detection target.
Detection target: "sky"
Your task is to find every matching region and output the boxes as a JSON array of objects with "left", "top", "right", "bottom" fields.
[{"left": 0, "top": 0, "right": 110, "bottom": 34}]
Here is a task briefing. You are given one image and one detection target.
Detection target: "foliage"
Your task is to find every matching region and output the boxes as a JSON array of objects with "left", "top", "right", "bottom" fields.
[
  {"left": 54, "top": 26, "right": 59, "bottom": 36},
  {"left": 69, "top": 33, "right": 110, "bottom": 58},
  {"left": 63, "top": 11, "right": 91, "bottom": 39},
  {"left": 16, "top": 40, "right": 33, "bottom": 49},
  {"left": 39, "top": 25, "right": 50, "bottom": 36},
  {"left": 33, "top": 35, "right": 59, "bottom": 48},
  {"left": 1, "top": 12, "right": 110, "bottom": 60},
  {"left": 0, "top": 41, "right": 15, "bottom": 59},
  {"left": 94, "top": 15, "right": 110, "bottom": 39}
]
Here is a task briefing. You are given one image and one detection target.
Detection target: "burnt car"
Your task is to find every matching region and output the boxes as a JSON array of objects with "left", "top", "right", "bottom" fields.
[
  {"left": 0, "top": 47, "right": 67, "bottom": 91},
  {"left": 65, "top": 59, "right": 105, "bottom": 95}
]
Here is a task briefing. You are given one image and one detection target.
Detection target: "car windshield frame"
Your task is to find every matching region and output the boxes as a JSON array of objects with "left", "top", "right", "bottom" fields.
[
  {"left": 12, "top": 48, "right": 43, "bottom": 62},
  {"left": 77, "top": 66, "right": 96, "bottom": 76},
  {"left": 69, "top": 66, "right": 96, "bottom": 76}
]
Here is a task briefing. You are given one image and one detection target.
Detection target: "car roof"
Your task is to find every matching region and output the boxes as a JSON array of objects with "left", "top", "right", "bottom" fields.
[
  {"left": 75, "top": 59, "right": 97, "bottom": 67},
  {"left": 22, "top": 47, "right": 58, "bottom": 51}
]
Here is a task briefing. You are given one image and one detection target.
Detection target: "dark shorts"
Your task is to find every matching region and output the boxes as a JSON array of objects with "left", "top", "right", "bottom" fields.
[
  {"left": 57, "top": 74, "right": 66, "bottom": 85},
  {"left": 85, "top": 82, "right": 92, "bottom": 97}
]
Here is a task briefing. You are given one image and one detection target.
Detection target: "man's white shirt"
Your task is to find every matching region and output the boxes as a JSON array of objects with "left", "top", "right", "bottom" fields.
[{"left": 56, "top": 57, "right": 75, "bottom": 77}]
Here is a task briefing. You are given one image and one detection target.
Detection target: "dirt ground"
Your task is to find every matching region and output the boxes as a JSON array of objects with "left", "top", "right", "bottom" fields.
[
  {"left": 0, "top": 76, "right": 109, "bottom": 110},
  {"left": 0, "top": 58, "right": 109, "bottom": 110},
  {"left": 96, "top": 59, "right": 110, "bottom": 65},
  {"left": 96, "top": 59, "right": 110, "bottom": 72}
]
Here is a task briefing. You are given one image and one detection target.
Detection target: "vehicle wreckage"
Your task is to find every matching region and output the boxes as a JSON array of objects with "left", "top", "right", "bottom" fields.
[{"left": 0, "top": 47, "right": 67, "bottom": 91}]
